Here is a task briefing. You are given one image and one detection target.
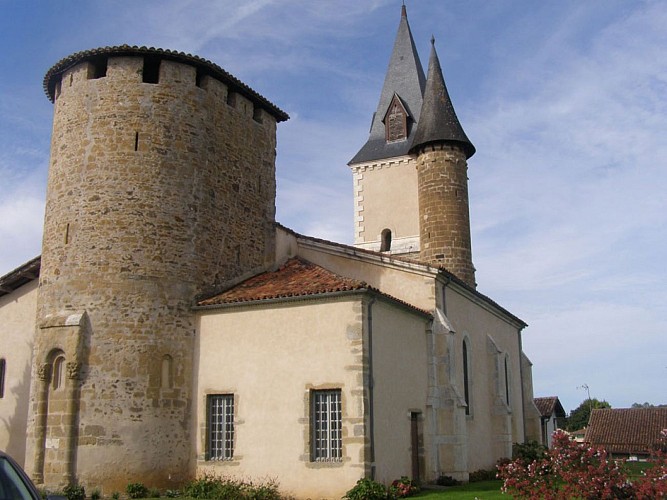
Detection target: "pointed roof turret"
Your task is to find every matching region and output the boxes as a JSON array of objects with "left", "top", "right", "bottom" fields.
[
  {"left": 410, "top": 37, "right": 475, "bottom": 158},
  {"left": 349, "top": 5, "right": 426, "bottom": 164}
]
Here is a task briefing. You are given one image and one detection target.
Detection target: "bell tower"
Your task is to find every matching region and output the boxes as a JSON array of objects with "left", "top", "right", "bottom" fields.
[
  {"left": 348, "top": 5, "right": 425, "bottom": 257},
  {"left": 410, "top": 38, "right": 476, "bottom": 288},
  {"left": 349, "top": 7, "right": 476, "bottom": 288}
]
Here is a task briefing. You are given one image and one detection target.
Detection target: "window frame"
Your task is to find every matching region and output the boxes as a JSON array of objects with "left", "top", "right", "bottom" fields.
[
  {"left": 310, "top": 389, "right": 343, "bottom": 462},
  {"left": 207, "top": 394, "right": 235, "bottom": 461}
]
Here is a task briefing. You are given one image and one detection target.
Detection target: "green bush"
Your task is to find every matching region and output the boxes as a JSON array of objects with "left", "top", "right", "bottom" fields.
[
  {"left": 126, "top": 482, "right": 149, "bottom": 499},
  {"left": 436, "top": 475, "right": 461, "bottom": 486},
  {"left": 111, "top": 492, "right": 120, "bottom": 500},
  {"left": 90, "top": 488, "right": 101, "bottom": 500},
  {"left": 469, "top": 469, "right": 497, "bottom": 482},
  {"left": 343, "top": 478, "right": 388, "bottom": 500},
  {"left": 512, "top": 440, "right": 547, "bottom": 462},
  {"left": 63, "top": 484, "right": 85, "bottom": 500},
  {"left": 164, "top": 490, "right": 181, "bottom": 498},
  {"left": 183, "top": 473, "right": 282, "bottom": 500},
  {"left": 147, "top": 487, "right": 161, "bottom": 498}
]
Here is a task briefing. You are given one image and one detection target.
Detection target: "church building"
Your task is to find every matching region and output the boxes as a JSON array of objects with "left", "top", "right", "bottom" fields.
[{"left": 0, "top": 6, "right": 541, "bottom": 499}]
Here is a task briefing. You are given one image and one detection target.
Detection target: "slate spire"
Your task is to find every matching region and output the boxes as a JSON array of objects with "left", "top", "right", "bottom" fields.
[
  {"left": 349, "top": 5, "right": 426, "bottom": 164},
  {"left": 410, "top": 37, "right": 475, "bottom": 158}
]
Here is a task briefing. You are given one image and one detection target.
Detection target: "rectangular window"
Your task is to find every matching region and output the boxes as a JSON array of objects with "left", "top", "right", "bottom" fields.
[
  {"left": 207, "top": 394, "right": 234, "bottom": 460},
  {"left": 311, "top": 389, "right": 342, "bottom": 462}
]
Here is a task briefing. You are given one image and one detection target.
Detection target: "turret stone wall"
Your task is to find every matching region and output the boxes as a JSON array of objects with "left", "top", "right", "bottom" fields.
[
  {"left": 27, "top": 51, "right": 279, "bottom": 491},
  {"left": 416, "top": 144, "right": 476, "bottom": 288}
]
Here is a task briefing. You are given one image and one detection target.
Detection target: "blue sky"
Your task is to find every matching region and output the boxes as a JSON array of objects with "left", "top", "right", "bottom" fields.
[{"left": 1, "top": 0, "right": 665, "bottom": 414}]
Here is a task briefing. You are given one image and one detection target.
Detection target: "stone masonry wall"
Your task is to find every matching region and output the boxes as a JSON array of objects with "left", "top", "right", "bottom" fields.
[
  {"left": 416, "top": 144, "right": 476, "bottom": 288},
  {"left": 27, "top": 54, "right": 277, "bottom": 492}
]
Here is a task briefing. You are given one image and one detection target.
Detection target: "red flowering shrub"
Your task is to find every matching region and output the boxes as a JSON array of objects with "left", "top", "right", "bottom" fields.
[
  {"left": 388, "top": 477, "right": 419, "bottom": 498},
  {"left": 497, "top": 429, "right": 667, "bottom": 499}
]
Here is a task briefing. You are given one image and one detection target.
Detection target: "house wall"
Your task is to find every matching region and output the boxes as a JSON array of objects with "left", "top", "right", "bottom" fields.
[
  {"left": 368, "top": 299, "right": 430, "bottom": 485},
  {"left": 195, "top": 297, "right": 368, "bottom": 499},
  {"left": 445, "top": 286, "right": 525, "bottom": 470},
  {"left": 0, "top": 280, "right": 38, "bottom": 465}
]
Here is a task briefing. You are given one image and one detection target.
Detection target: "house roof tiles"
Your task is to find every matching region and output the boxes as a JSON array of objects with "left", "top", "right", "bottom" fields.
[
  {"left": 196, "top": 257, "right": 430, "bottom": 318},
  {"left": 584, "top": 407, "right": 667, "bottom": 455},
  {"left": 534, "top": 396, "right": 566, "bottom": 418}
]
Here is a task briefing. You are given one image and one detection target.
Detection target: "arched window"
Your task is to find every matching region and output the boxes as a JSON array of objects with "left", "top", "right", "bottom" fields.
[
  {"left": 52, "top": 354, "right": 66, "bottom": 391},
  {"left": 161, "top": 355, "right": 173, "bottom": 389},
  {"left": 462, "top": 340, "right": 470, "bottom": 415},
  {"left": 504, "top": 356, "right": 510, "bottom": 406},
  {"left": 380, "top": 229, "right": 392, "bottom": 252},
  {"left": 0, "top": 358, "right": 6, "bottom": 398}
]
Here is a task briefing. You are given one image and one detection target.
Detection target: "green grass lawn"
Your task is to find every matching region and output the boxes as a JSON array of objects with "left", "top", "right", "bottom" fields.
[{"left": 413, "top": 480, "right": 505, "bottom": 499}]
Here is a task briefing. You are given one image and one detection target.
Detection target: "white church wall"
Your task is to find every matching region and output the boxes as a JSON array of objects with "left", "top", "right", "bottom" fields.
[
  {"left": 445, "top": 285, "right": 525, "bottom": 470},
  {"left": 194, "top": 296, "right": 367, "bottom": 499},
  {"left": 370, "top": 299, "right": 430, "bottom": 485},
  {"left": 0, "top": 280, "right": 38, "bottom": 465},
  {"left": 295, "top": 240, "right": 435, "bottom": 312}
]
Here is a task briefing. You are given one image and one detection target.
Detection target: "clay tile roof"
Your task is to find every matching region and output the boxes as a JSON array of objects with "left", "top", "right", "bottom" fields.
[
  {"left": 534, "top": 396, "right": 565, "bottom": 418},
  {"left": 198, "top": 257, "right": 369, "bottom": 306},
  {"left": 197, "top": 257, "right": 431, "bottom": 319},
  {"left": 584, "top": 408, "right": 667, "bottom": 455},
  {"left": 0, "top": 256, "right": 41, "bottom": 298},
  {"left": 43, "top": 45, "right": 288, "bottom": 121}
]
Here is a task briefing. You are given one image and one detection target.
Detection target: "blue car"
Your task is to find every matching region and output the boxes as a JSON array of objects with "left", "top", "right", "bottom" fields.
[{"left": 0, "top": 450, "right": 65, "bottom": 500}]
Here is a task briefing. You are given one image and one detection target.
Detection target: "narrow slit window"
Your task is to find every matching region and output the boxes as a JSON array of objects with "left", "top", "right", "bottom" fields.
[
  {"left": 134, "top": 132, "right": 139, "bottom": 151},
  {"left": 463, "top": 340, "right": 470, "bottom": 415},
  {"left": 0, "top": 358, "right": 6, "bottom": 398},
  {"left": 52, "top": 355, "right": 65, "bottom": 391},
  {"left": 161, "top": 355, "right": 173, "bottom": 389},
  {"left": 504, "top": 357, "right": 510, "bottom": 406}
]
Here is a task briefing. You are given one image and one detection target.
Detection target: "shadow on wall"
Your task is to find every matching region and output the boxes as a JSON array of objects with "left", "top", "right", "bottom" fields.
[{"left": 1, "top": 351, "right": 32, "bottom": 465}]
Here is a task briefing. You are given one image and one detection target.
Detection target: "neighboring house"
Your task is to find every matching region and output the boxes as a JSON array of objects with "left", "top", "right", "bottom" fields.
[
  {"left": 534, "top": 396, "right": 566, "bottom": 448},
  {"left": 570, "top": 428, "right": 587, "bottom": 443},
  {"left": 585, "top": 408, "right": 667, "bottom": 459},
  {"left": 0, "top": 6, "right": 541, "bottom": 499}
]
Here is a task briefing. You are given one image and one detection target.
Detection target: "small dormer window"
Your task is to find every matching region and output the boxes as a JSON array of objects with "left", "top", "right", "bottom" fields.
[{"left": 384, "top": 94, "right": 408, "bottom": 143}]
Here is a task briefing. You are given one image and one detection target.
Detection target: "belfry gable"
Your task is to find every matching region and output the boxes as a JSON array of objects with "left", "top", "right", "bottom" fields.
[{"left": 349, "top": 5, "right": 425, "bottom": 164}]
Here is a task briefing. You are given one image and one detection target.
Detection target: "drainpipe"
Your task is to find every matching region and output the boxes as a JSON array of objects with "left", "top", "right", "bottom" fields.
[{"left": 367, "top": 296, "right": 377, "bottom": 479}]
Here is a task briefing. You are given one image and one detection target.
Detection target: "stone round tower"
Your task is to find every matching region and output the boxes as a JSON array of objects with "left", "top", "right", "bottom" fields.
[
  {"left": 411, "top": 39, "right": 476, "bottom": 288},
  {"left": 27, "top": 46, "right": 287, "bottom": 491}
]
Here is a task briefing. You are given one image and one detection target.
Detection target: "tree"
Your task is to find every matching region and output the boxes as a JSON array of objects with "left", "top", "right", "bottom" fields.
[{"left": 566, "top": 398, "right": 611, "bottom": 431}]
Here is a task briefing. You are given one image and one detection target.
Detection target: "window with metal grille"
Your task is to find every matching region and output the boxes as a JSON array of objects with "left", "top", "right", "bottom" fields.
[
  {"left": 207, "top": 394, "right": 234, "bottom": 460},
  {"left": 311, "top": 389, "right": 342, "bottom": 462}
]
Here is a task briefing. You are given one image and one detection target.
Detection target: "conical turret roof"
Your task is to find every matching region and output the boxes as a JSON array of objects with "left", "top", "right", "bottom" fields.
[
  {"left": 410, "top": 38, "right": 475, "bottom": 158},
  {"left": 349, "top": 5, "right": 426, "bottom": 164}
]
